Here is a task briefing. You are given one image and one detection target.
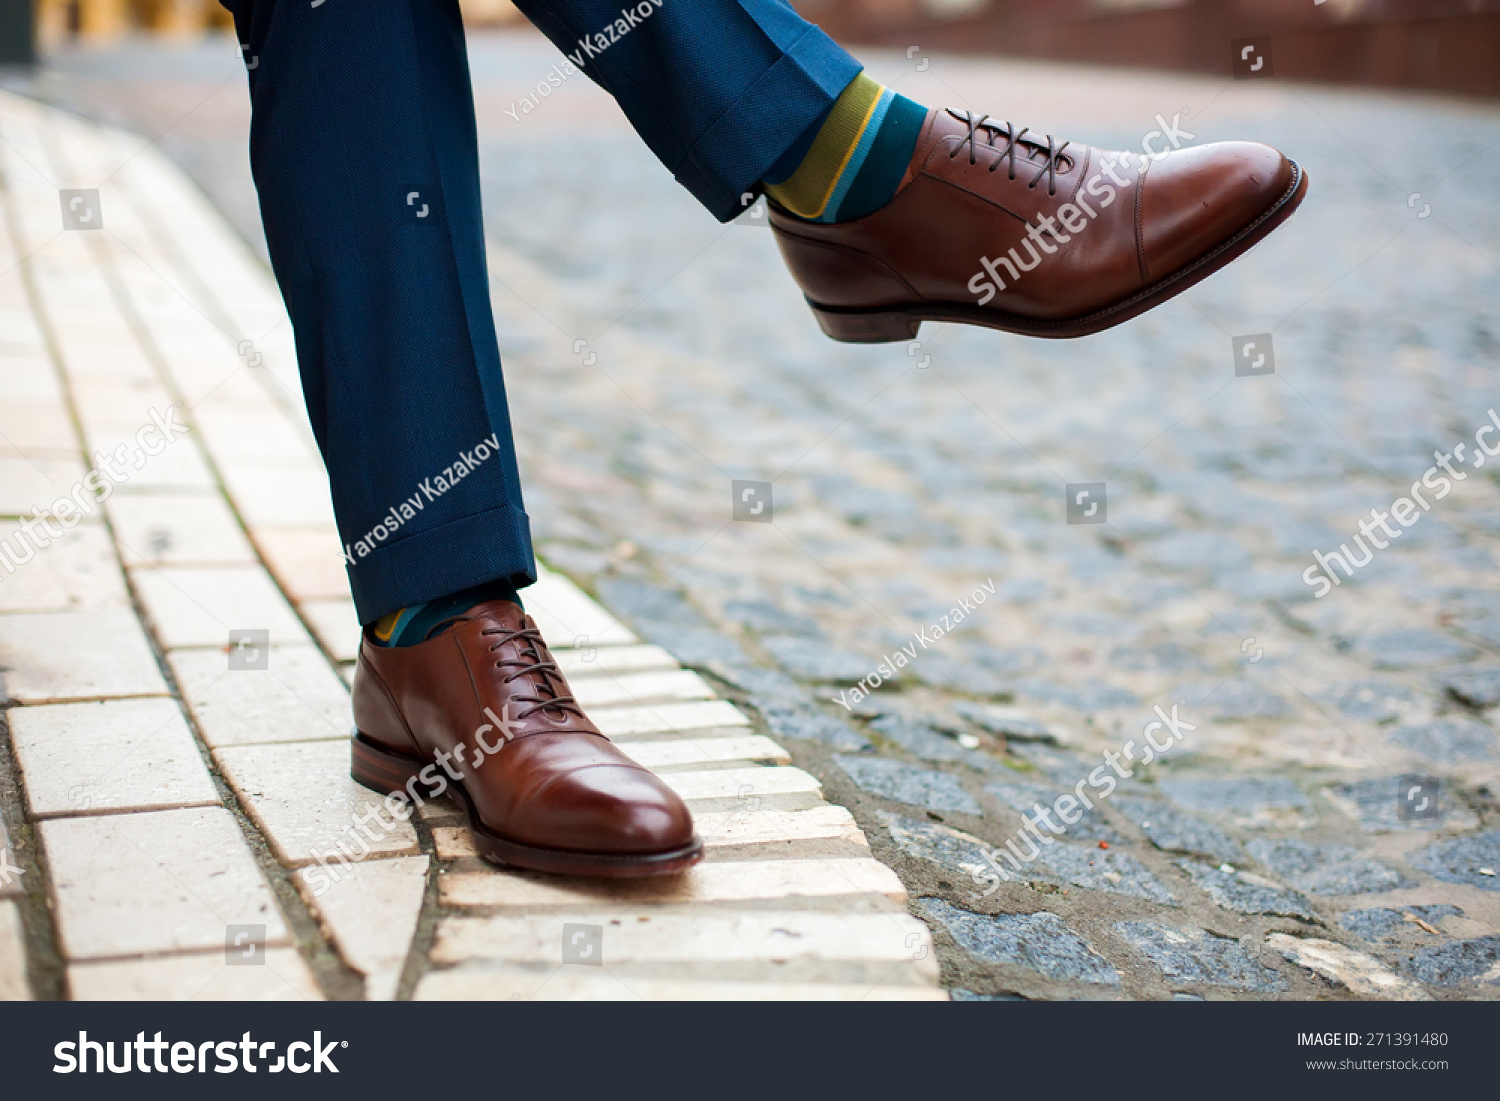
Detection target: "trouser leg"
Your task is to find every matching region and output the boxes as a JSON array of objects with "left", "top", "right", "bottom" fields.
[
  {"left": 511, "top": 0, "right": 862, "bottom": 220},
  {"left": 221, "top": 0, "right": 861, "bottom": 625},
  {"left": 223, "top": 0, "right": 533, "bottom": 624}
]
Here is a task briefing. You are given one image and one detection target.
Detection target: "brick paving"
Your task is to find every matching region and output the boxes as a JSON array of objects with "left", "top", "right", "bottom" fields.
[
  {"left": 0, "top": 86, "right": 936, "bottom": 1001},
  {"left": 3, "top": 29, "right": 1500, "bottom": 1000}
]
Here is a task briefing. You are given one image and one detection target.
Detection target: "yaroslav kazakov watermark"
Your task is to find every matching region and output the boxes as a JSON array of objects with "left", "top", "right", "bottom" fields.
[
  {"left": 503, "top": 0, "right": 666, "bottom": 121},
  {"left": 341, "top": 434, "right": 501, "bottom": 566},
  {"left": 831, "top": 579, "right": 997, "bottom": 711}
]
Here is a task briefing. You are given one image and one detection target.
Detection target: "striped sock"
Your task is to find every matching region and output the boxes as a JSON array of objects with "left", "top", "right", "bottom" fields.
[
  {"left": 370, "top": 579, "right": 523, "bottom": 648},
  {"left": 762, "top": 74, "right": 928, "bottom": 224}
]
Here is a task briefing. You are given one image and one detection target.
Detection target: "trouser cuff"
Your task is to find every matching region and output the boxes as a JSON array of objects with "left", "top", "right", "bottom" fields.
[{"left": 346, "top": 501, "right": 537, "bottom": 624}]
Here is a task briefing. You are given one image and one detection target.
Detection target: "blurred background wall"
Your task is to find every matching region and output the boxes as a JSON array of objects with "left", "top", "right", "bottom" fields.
[
  {"left": 18, "top": 0, "right": 522, "bottom": 43},
  {"left": 4, "top": 0, "right": 1499, "bottom": 98},
  {"left": 32, "top": 0, "right": 232, "bottom": 41},
  {"left": 795, "top": 0, "right": 1500, "bottom": 99}
]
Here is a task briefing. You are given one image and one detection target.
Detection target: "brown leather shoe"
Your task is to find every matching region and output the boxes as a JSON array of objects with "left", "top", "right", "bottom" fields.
[
  {"left": 350, "top": 600, "right": 702, "bottom": 878},
  {"left": 769, "top": 108, "right": 1308, "bottom": 342}
]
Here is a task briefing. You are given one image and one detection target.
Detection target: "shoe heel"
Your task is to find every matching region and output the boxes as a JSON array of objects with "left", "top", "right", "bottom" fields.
[
  {"left": 350, "top": 732, "right": 428, "bottom": 798},
  {"left": 809, "top": 304, "right": 920, "bottom": 344}
]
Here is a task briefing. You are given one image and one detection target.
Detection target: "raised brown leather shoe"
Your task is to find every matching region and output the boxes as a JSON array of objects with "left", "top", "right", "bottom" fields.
[
  {"left": 769, "top": 108, "right": 1308, "bottom": 342},
  {"left": 350, "top": 600, "right": 702, "bottom": 878}
]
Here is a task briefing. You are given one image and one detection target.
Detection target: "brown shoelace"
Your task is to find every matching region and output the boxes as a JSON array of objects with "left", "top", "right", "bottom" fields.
[
  {"left": 947, "top": 109, "right": 1072, "bottom": 197},
  {"left": 481, "top": 625, "right": 584, "bottom": 723}
]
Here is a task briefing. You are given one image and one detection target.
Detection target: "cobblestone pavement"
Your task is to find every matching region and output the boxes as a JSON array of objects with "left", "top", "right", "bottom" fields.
[{"left": 6, "top": 30, "right": 1500, "bottom": 1000}]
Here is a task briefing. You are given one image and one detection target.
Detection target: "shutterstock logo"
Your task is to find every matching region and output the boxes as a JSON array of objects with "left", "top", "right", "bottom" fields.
[
  {"left": 1233, "top": 334, "right": 1275, "bottom": 377},
  {"left": 54, "top": 1032, "right": 345, "bottom": 1074},
  {"left": 1066, "top": 482, "right": 1107, "bottom": 525},
  {"left": 732, "top": 479, "right": 773, "bottom": 523},
  {"left": 1232, "top": 37, "right": 1274, "bottom": 79}
]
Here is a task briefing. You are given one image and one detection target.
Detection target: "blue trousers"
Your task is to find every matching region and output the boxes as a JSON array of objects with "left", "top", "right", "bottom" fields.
[{"left": 220, "top": 0, "right": 860, "bottom": 623}]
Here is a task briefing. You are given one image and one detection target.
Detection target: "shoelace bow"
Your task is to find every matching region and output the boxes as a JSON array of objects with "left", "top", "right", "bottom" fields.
[
  {"left": 481, "top": 625, "right": 584, "bottom": 723},
  {"left": 947, "top": 109, "right": 1071, "bottom": 197}
]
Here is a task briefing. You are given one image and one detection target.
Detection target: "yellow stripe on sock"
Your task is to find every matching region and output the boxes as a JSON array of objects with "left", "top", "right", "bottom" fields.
[
  {"left": 765, "top": 74, "right": 886, "bottom": 220},
  {"left": 373, "top": 610, "right": 403, "bottom": 642},
  {"left": 809, "top": 92, "right": 887, "bottom": 219}
]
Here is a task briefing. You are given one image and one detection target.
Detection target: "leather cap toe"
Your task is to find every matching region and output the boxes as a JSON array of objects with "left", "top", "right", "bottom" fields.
[
  {"left": 521, "top": 763, "right": 696, "bottom": 856},
  {"left": 1139, "top": 141, "right": 1294, "bottom": 281}
]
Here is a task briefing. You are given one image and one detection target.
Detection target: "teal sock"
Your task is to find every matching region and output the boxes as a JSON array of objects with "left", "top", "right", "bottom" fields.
[
  {"left": 369, "top": 579, "right": 523, "bottom": 648},
  {"left": 762, "top": 73, "right": 928, "bottom": 224}
]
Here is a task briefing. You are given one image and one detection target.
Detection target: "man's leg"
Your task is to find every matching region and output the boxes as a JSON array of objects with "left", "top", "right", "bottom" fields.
[
  {"left": 226, "top": 0, "right": 870, "bottom": 630},
  {"left": 223, "top": 0, "right": 532, "bottom": 627},
  {"left": 223, "top": 0, "right": 701, "bottom": 877}
]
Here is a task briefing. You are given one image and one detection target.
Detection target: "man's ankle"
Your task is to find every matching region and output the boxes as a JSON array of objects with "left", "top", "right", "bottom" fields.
[
  {"left": 370, "top": 579, "right": 524, "bottom": 647},
  {"left": 762, "top": 73, "right": 927, "bottom": 224}
]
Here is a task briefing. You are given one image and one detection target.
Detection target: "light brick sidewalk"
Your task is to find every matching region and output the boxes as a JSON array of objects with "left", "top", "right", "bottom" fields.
[{"left": 0, "top": 90, "right": 942, "bottom": 1001}]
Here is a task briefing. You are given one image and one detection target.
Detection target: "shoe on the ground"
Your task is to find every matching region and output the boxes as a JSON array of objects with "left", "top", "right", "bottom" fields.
[
  {"left": 350, "top": 600, "right": 703, "bottom": 878},
  {"left": 768, "top": 108, "right": 1308, "bottom": 342}
]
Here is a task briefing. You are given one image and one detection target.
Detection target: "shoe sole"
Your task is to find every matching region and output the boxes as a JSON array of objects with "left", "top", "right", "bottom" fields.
[
  {"left": 350, "top": 732, "right": 705, "bottom": 879},
  {"left": 806, "top": 160, "right": 1309, "bottom": 343}
]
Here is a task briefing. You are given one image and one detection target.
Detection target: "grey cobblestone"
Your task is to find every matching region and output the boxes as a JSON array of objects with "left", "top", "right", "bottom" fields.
[
  {"left": 871, "top": 714, "right": 995, "bottom": 770},
  {"left": 721, "top": 600, "right": 820, "bottom": 636},
  {"left": 1245, "top": 839, "right": 1412, "bottom": 896},
  {"left": 1160, "top": 779, "right": 1317, "bottom": 832},
  {"left": 1387, "top": 717, "right": 1499, "bottom": 764},
  {"left": 952, "top": 703, "right": 1053, "bottom": 743},
  {"left": 917, "top": 900, "right": 1121, "bottom": 986},
  {"left": 837, "top": 756, "right": 983, "bottom": 816},
  {"left": 1357, "top": 629, "right": 1478, "bottom": 670},
  {"left": 907, "top": 653, "right": 1014, "bottom": 696},
  {"left": 1323, "top": 680, "right": 1419, "bottom": 723},
  {"left": 760, "top": 635, "right": 873, "bottom": 683},
  {"left": 1005, "top": 744, "right": 1103, "bottom": 785},
  {"left": 1339, "top": 905, "right": 1465, "bottom": 946},
  {"left": 1114, "top": 797, "right": 1246, "bottom": 864},
  {"left": 711, "top": 664, "right": 804, "bottom": 700},
  {"left": 1406, "top": 937, "right": 1500, "bottom": 988},
  {"left": 1411, "top": 831, "right": 1500, "bottom": 891},
  {"left": 1010, "top": 679, "right": 1141, "bottom": 712},
  {"left": 1176, "top": 861, "right": 1316, "bottom": 922},
  {"left": 1325, "top": 777, "right": 1480, "bottom": 832},
  {"left": 1114, "top": 922, "right": 1288, "bottom": 992},
  {"left": 880, "top": 813, "right": 992, "bottom": 877},
  {"left": 986, "top": 781, "right": 1124, "bottom": 842},
  {"left": 1034, "top": 843, "right": 1179, "bottom": 905},
  {"left": 1179, "top": 677, "right": 1296, "bottom": 721},
  {"left": 949, "top": 988, "right": 1027, "bottom": 1001},
  {"left": 1109, "top": 641, "right": 1209, "bottom": 675},
  {"left": 758, "top": 703, "right": 873, "bottom": 752}
]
